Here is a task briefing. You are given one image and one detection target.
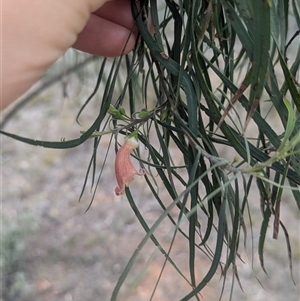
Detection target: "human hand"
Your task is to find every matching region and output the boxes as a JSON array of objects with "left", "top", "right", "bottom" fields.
[{"left": 1, "top": 0, "right": 137, "bottom": 109}]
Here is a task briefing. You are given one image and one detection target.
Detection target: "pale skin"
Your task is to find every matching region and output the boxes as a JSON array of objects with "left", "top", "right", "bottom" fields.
[{"left": 1, "top": 0, "right": 137, "bottom": 110}]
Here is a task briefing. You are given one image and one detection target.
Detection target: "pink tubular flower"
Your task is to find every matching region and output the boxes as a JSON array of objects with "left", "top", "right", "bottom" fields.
[{"left": 114, "top": 136, "right": 144, "bottom": 196}]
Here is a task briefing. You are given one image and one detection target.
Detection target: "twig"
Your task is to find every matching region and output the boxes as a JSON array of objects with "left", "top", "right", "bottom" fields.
[
  {"left": 284, "top": 30, "right": 300, "bottom": 63},
  {"left": 183, "top": 128, "right": 241, "bottom": 173}
]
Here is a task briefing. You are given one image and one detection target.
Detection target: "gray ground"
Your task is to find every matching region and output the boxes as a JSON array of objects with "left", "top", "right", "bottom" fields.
[{"left": 1, "top": 52, "right": 299, "bottom": 301}]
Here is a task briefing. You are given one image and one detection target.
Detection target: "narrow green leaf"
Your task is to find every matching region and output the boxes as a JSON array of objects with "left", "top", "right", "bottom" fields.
[
  {"left": 278, "top": 45, "right": 300, "bottom": 112},
  {"left": 220, "top": 0, "right": 254, "bottom": 59},
  {"left": 179, "top": 177, "right": 227, "bottom": 301},
  {"left": 257, "top": 179, "right": 272, "bottom": 275},
  {"left": 278, "top": 99, "right": 296, "bottom": 152},
  {"left": 248, "top": 0, "right": 271, "bottom": 114}
]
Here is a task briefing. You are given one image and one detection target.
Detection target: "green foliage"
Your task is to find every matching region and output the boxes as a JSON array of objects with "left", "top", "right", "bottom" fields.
[{"left": 1, "top": 0, "right": 300, "bottom": 300}]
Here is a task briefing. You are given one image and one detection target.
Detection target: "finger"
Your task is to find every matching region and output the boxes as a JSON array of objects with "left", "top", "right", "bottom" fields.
[
  {"left": 73, "top": 14, "right": 136, "bottom": 56},
  {"left": 94, "top": 0, "right": 135, "bottom": 30}
]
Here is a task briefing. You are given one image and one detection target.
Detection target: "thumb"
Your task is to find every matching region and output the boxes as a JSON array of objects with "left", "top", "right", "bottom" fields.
[{"left": 1, "top": 0, "right": 109, "bottom": 109}]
